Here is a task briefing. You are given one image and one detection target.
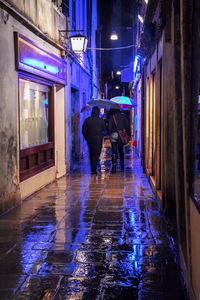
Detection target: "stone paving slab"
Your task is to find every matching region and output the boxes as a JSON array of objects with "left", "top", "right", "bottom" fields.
[{"left": 0, "top": 147, "right": 189, "bottom": 299}]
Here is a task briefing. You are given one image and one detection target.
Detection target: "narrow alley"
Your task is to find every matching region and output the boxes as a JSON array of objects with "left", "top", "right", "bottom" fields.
[{"left": 0, "top": 144, "right": 188, "bottom": 299}]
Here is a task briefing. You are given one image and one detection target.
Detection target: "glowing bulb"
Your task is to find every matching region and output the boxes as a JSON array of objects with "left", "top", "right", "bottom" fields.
[
  {"left": 110, "top": 31, "right": 118, "bottom": 40},
  {"left": 138, "top": 14, "right": 144, "bottom": 24}
]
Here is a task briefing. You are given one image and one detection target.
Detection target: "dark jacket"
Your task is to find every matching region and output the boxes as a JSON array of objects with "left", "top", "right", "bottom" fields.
[
  {"left": 107, "top": 111, "right": 130, "bottom": 135},
  {"left": 82, "top": 116, "right": 106, "bottom": 148}
]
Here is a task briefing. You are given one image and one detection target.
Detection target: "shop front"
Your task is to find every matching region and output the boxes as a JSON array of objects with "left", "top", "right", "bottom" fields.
[{"left": 15, "top": 33, "right": 67, "bottom": 199}]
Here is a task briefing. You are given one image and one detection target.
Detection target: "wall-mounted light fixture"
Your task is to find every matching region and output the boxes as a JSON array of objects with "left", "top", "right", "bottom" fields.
[
  {"left": 116, "top": 71, "right": 121, "bottom": 75},
  {"left": 110, "top": 31, "right": 118, "bottom": 40},
  {"left": 59, "top": 30, "right": 88, "bottom": 54},
  {"left": 138, "top": 14, "right": 144, "bottom": 24},
  {"left": 115, "top": 86, "right": 120, "bottom": 89}
]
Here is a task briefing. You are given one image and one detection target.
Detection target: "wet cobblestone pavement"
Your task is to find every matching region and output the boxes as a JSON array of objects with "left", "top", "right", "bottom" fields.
[{"left": 0, "top": 146, "right": 189, "bottom": 299}]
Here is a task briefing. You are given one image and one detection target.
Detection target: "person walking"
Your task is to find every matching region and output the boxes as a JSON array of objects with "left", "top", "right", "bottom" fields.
[
  {"left": 107, "top": 109, "right": 130, "bottom": 173},
  {"left": 82, "top": 106, "right": 106, "bottom": 174}
]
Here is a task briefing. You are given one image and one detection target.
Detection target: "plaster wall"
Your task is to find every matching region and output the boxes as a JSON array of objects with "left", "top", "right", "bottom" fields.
[
  {"left": 0, "top": 11, "right": 20, "bottom": 213},
  {"left": 68, "top": 57, "right": 91, "bottom": 164},
  {"left": 0, "top": 8, "right": 67, "bottom": 213},
  {"left": 5, "top": 0, "right": 66, "bottom": 42},
  {"left": 54, "top": 86, "right": 66, "bottom": 178},
  {"left": 20, "top": 167, "right": 55, "bottom": 200},
  {"left": 65, "top": 59, "right": 72, "bottom": 168},
  {"left": 79, "top": 68, "right": 90, "bottom": 159},
  {"left": 190, "top": 200, "right": 200, "bottom": 300}
]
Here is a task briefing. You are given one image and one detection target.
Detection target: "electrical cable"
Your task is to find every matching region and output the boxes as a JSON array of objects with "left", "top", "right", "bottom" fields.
[{"left": 87, "top": 44, "right": 135, "bottom": 51}]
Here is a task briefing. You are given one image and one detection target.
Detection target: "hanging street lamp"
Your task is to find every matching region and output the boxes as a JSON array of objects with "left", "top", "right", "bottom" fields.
[
  {"left": 70, "top": 34, "right": 88, "bottom": 54},
  {"left": 59, "top": 30, "right": 88, "bottom": 54}
]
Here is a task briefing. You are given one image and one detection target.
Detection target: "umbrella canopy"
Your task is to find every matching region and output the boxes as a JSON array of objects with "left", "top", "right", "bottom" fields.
[
  {"left": 80, "top": 104, "right": 91, "bottom": 113},
  {"left": 110, "top": 96, "right": 136, "bottom": 108},
  {"left": 81, "top": 99, "right": 121, "bottom": 112}
]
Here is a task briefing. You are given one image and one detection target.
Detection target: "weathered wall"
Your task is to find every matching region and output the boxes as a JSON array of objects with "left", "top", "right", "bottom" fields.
[
  {"left": 20, "top": 167, "right": 55, "bottom": 200},
  {"left": 65, "top": 59, "right": 72, "bottom": 168},
  {"left": 0, "top": 5, "right": 67, "bottom": 213},
  {"left": 162, "top": 27, "right": 176, "bottom": 214},
  {"left": 190, "top": 200, "right": 200, "bottom": 300},
  {"left": 67, "top": 57, "right": 90, "bottom": 164},
  {"left": 0, "top": 10, "right": 20, "bottom": 212},
  {"left": 5, "top": 0, "right": 66, "bottom": 42},
  {"left": 79, "top": 68, "right": 90, "bottom": 159}
]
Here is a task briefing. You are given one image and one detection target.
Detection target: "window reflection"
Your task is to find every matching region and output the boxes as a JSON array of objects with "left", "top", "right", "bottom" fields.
[{"left": 19, "top": 78, "right": 49, "bottom": 149}]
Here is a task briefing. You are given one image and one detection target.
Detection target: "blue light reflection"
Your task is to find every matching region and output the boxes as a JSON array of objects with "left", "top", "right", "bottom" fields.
[
  {"left": 23, "top": 58, "right": 58, "bottom": 74},
  {"left": 21, "top": 224, "right": 54, "bottom": 273}
]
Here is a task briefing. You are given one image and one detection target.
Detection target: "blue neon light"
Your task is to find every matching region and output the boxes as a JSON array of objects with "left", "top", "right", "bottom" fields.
[
  {"left": 23, "top": 58, "right": 58, "bottom": 74},
  {"left": 43, "top": 98, "right": 48, "bottom": 105},
  {"left": 133, "top": 55, "right": 141, "bottom": 74}
]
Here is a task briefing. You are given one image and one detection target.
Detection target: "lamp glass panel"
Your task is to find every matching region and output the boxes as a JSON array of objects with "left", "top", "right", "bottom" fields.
[
  {"left": 83, "top": 38, "right": 88, "bottom": 52},
  {"left": 70, "top": 36, "right": 85, "bottom": 53}
]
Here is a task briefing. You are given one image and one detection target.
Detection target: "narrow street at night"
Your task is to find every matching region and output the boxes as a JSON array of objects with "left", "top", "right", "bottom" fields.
[
  {"left": 0, "top": 144, "right": 188, "bottom": 299},
  {"left": 0, "top": 0, "right": 200, "bottom": 298}
]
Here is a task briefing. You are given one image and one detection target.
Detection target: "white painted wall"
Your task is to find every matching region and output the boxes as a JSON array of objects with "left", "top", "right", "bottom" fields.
[{"left": 55, "top": 86, "right": 66, "bottom": 178}]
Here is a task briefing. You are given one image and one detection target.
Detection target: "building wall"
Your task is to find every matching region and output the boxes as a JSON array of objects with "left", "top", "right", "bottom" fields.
[
  {"left": 190, "top": 200, "right": 200, "bottom": 299},
  {"left": 162, "top": 29, "right": 176, "bottom": 213},
  {"left": 0, "top": 3, "right": 67, "bottom": 213},
  {"left": 0, "top": 10, "right": 20, "bottom": 212},
  {"left": 136, "top": 79, "right": 142, "bottom": 155},
  {"left": 4, "top": 0, "right": 66, "bottom": 43},
  {"left": 54, "top": 86, "right": 66, "bottom": 178},
  {"left": 137, "top": 0, "right": 200, "bottom": 298},
  {"left": 143, "top": 10, "right": 176, "bottom": 211},
  {"left": 67, "top": 0, "right": 98, "bottom": 165}
]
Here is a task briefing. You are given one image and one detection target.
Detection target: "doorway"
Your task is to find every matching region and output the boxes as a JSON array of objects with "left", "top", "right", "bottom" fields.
[{"left": 71, "top": 88, "right": 80, "bottom": 161}]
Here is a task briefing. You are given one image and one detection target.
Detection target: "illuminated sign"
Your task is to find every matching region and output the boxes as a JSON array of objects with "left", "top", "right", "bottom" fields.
[
  {"left": 15, "top": 33, "right": 67, "bottom": 85},
  {"left": 198, "top": 95, "right": 200, "bottom": 110}
]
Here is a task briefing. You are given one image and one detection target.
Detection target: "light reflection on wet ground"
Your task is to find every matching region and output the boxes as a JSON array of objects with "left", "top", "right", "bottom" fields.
[{"left": 0, "top": 145, "right": 188, "bottom": 299}]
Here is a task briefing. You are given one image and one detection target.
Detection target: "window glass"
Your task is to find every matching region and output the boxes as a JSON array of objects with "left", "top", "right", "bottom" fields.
[{"left": 19, "top": 78, "right": 50, "bottom": 149}]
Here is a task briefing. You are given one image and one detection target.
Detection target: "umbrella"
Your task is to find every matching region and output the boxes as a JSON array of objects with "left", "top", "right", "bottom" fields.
[
  {"left": 80, "top": 104, "right": 91, "bottom": 113},
  {"left": 81, "top": 99, "right": 121, "bottom": 112},
  {"left": 110, "top": 96, "right": 136, "bottom": 108}
]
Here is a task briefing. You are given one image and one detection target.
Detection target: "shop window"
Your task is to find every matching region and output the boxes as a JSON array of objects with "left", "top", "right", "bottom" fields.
[
  {"left": 20, "top": 78, "right": 49, "bottom": 149},
  {"left": 19, "top": 77, "right": 54, "bottom": 181}
]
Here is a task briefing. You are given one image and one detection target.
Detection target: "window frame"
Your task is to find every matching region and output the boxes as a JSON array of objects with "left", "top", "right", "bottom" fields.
[{"left": 18, "top": 73, "right": 55, "bottom": 182}]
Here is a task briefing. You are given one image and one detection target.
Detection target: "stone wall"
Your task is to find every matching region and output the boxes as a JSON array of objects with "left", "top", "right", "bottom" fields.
[{"left": 5, "top": 0, "right": 66, "bottom": 42}]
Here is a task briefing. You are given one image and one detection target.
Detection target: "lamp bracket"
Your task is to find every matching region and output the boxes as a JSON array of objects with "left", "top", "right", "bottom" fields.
[
  {"left": 59, "top": 29, "right": 86, "bottom": 49},
  {"left": 59, "top": 30, "right": 85, "bottom": 33}
]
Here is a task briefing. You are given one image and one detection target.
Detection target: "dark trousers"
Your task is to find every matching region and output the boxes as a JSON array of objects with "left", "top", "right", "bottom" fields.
[
  {"left": 89, "top": 146, "right": 101, "bottom": 172},
  {"left": 111, "top": 142, "right": 124, "bottom": 163}
]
